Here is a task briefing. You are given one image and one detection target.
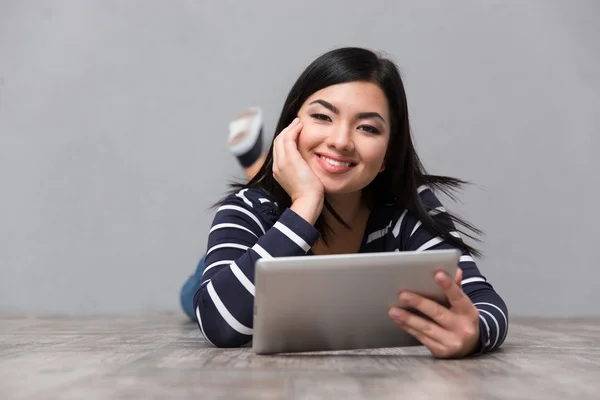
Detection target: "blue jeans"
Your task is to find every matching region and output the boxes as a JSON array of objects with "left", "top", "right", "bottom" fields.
[{"left": 179, "top": 255, "right": 206, "bottom": 321}]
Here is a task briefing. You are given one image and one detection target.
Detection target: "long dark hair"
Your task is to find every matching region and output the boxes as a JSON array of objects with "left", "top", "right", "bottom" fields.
[{"left": 225, "top": 47, "right": 482, "bottom": 257}]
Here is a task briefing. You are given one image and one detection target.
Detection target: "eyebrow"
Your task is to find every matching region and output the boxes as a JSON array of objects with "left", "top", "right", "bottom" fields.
[{"left": 308, "top": 99, "right": 387, "bottom": 124}]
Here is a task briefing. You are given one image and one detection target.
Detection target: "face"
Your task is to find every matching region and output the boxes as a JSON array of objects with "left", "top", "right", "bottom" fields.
[{"left": 297, "top": 81, "right": 390, "bottom": 196}]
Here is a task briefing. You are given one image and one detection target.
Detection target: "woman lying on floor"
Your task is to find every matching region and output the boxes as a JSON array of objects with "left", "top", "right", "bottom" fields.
[{"left": 181, "top": 47, "right": 508, "bottom": 358}]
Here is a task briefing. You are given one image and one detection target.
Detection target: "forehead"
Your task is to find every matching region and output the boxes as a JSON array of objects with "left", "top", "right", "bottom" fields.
[{"left": 303, "top": 81, "right": 389, "bottom": 116}]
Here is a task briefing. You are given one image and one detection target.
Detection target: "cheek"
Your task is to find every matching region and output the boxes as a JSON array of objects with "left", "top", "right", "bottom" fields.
[
  {"left": 296, "top": 131, "right": 310, "bottom": 158},
  {"left": 296, "top": 126, "right": 321, "bottom": 157},
  {"left": 360, "top": 141, "right": 388, "bottom": 167}
]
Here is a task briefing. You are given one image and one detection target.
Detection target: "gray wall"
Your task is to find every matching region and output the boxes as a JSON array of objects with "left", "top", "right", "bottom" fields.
[{"left": 1, "top": 0, "right": 598, "bottom": 316}]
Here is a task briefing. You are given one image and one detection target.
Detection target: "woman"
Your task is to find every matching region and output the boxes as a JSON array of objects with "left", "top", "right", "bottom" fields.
[{"left": 192, "top": 47, "right": 508, "bottom": 358}]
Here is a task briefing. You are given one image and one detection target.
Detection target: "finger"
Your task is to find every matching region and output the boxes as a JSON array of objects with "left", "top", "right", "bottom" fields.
[
  {"left": 273, "top": 129, "right": 288, "bottom": 175},
  {"left": 388, "top": 308, "right": 449, "bottom": 344},
  {"left": 284, "top": 118, "right": 302, "bottom": 144},
  {"left": 394, "top": 320, "right": 453, "bottom": 358},
  {"left": 435, "top": 270, "right": 471, "bottom": 313},
  {"left": 399, "top": 291, "right": 454, "bottom": 330},
  {"left": 273, "top": 118, "right": 302, "bottom": 176},
  {"left": 283, "top": 120, "right": 303, "bottom": 158},
  {"left": 276, "top": 117, "right": 300, "bottom": 146},
  {"left": 454, "top": 267, "right": 463, "bottom": 286},
  {"left": 281, "top": 117, "right": 300, "bottom": 137}
]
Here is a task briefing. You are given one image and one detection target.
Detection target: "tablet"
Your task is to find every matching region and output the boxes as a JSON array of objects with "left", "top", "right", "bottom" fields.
[{"left": 251, "top": 249, "right": 461, "bottom": 355}]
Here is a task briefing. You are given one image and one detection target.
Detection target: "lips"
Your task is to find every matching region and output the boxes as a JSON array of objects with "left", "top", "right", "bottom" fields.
[
  {"left": 315, "top": 153, "right": 356, "bottom": 165},
  {"left": 315, "top": 153, "right": 357, "bottom": 174}
]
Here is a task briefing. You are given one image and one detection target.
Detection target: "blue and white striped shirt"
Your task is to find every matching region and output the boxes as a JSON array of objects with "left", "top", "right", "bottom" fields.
[{"left": 194, "top": 186, "right": 508, "bottom": 354}]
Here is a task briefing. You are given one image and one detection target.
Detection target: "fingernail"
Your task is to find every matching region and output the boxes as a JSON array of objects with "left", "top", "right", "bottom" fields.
[
  {"left": 400, "top": 293, "right": 412, "bottom": 303},
  {"left": 389, "top": 308, "right": 403, "bottom": 319},
  {"left": 293, "top": 117, "right": 299, "bottom": 123}
]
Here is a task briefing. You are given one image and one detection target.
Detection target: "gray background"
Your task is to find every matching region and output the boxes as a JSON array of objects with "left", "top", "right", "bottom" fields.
[{"left": 0, "top": 0, "right": 598, "bottom": 316}]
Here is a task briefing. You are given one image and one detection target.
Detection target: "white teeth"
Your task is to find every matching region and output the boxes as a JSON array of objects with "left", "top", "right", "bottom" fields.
[{"left": 319, "top": 155, "right": 351, "bottom": 167}]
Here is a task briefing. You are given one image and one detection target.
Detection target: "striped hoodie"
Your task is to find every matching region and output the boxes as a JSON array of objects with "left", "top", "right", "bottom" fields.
[{"left": 193, "top": 186, "right": 508, "bottom": 354}]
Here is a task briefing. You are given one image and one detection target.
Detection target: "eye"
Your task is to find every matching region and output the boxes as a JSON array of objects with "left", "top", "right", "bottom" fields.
[
  {"left": 310, "top": 113, "right": 331, "bottom": 122},
  {"left": 358, "top": 125, "right": 381, "bottom": 134}
]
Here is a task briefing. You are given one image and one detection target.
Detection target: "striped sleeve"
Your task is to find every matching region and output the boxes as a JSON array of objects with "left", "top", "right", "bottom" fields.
[
  {"left": 397, "top": 185, "right": 508, "bottom": 355},
  {"left": 194, "top": 189, "right": 320, "bottom": 348}
]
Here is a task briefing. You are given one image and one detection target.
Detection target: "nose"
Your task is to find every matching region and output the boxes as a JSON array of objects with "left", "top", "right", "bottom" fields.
[{"left": 325, "top": 123, "right": 355, "bottom": 153}]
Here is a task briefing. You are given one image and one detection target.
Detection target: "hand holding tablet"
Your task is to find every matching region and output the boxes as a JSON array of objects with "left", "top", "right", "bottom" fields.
[{"left": 388, "top": 266, "right": 481, "bottom": 359}]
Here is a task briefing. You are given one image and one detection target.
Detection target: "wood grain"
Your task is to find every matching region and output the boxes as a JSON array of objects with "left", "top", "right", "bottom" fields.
[{"left": 1, "top": 314, "right": 599, "bottom": 399}]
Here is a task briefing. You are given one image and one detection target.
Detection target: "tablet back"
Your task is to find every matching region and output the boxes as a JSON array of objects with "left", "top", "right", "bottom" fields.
[{"left": 252, "top": 249, "right": 461, "bottom": 354}]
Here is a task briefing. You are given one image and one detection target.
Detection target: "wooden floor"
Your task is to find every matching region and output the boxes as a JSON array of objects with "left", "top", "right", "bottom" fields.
[{"left": 1, "top": 314, "right": 599, "bottom": 399}]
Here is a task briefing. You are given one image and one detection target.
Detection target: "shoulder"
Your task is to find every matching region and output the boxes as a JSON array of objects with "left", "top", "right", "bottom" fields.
[
  {"left": 416, "top": 185, "right": 445, "bottom": 210},
  {"left": 221, "top": 187, "right": 276, "bottom": 207},
  {"left": 365, "top": 185, "right": 447, "bottom": 246},
  {"left": 376, "top": 185, "right": 443, "bottom": 224},
  {"left": 216, "top": 187, "right": 280, "bottom": 225}
]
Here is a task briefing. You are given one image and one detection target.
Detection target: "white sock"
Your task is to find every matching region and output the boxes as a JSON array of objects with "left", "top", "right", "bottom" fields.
[{"left": 227, "top": 107, "right": 263, "bottom": 167}]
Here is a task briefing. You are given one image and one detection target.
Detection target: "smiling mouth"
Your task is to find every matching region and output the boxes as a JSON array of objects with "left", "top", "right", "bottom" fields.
[{"left": 316, "top": 154, "right": 357, "bottom": 168}]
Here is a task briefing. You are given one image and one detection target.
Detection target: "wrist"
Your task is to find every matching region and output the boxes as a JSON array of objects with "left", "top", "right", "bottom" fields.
[{"left": 290, "top": 196, "right": 323, "bottom": 225}]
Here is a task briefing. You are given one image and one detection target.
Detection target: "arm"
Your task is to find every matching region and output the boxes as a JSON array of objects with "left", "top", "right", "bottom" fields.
[
  {"left": 194, "top": 189, "right": 320, "bottom": 348},
  {"left": 399, "top": 187, "right": 508, "bottom": 355}
]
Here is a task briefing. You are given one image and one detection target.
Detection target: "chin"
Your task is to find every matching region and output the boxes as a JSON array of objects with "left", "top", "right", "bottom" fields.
[
  {"left": 315, "top": 174, "right": 360, "bottom": 195},
  {"left": 322, "top": 183, "right": 363, "bottom": 196}
]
